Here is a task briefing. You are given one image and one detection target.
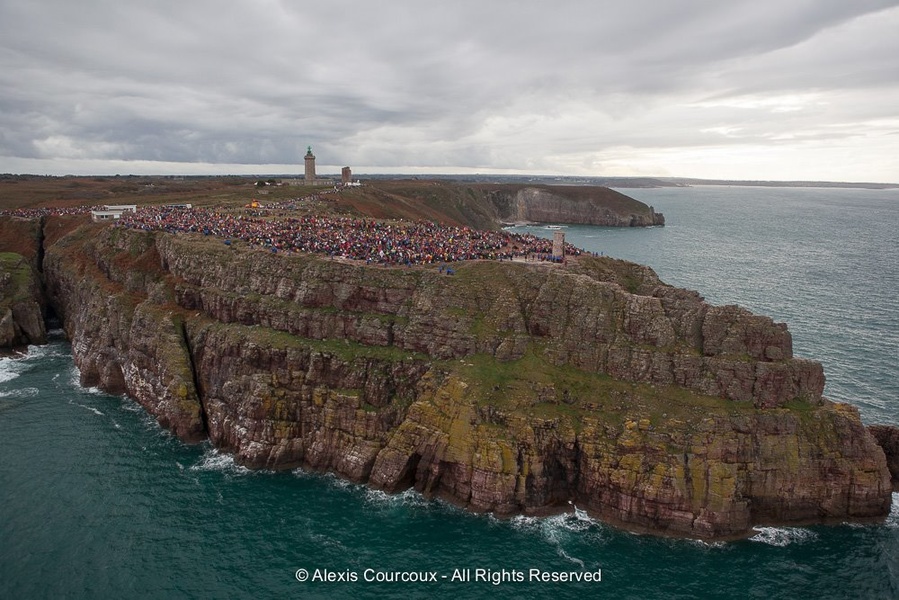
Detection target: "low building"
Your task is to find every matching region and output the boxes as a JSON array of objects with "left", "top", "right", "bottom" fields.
[
  {"left": 91, "top": 210, "right": 123, "bottom": 222},
  {"left": 91, "top": 204, "right": 138, "bottom": 223}
]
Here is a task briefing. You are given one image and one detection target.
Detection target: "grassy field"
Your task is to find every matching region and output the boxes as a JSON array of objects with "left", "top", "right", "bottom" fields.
[{"left": 0, "top": 174, "right": 326, "bottom": 211}]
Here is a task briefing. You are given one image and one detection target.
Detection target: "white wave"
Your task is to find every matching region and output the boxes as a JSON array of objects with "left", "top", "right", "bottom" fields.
[
  {"left": 67, "top": 366, "right": 81, "bottom": 389},
  {"left": 80, "top": 385, "right": 111, "bottom": 397},
  {"left": 685, "top": 538, "right": 728, "bottom": 550},
  {"left": 748, "top": 526, "right": 818, "bottom": 547},
  {"left": 363, "top": 487, "right": 430, "bottom": 509},
  {"left": 19, "top": 343, "right": 68, "bottom": 361},
  {"left": 510, "top": 505, "right": 604, "bottom": 567},
  {"left": 520, "top": 504, "right": 601, "bottom": 535},
  {"left": 291, "top": 467, "right": 312, "bottom": 479},
  {"left": 190, "top": 448, "right": 251, "bottom": 475},
  {"left": 69, "top": 400, "right": 104, "bottom": 416},
  {"left": 0, "top": 356, "right": 26, "bottom": 383},
  {"left": 0, "top": 387, "right": 39, "bottom": 398},
  {"left": 886, "top": 493, "right": 899, "bottom": 529},
  {"left": 322, "top": 472, "right": 352, "bottom": 490}
]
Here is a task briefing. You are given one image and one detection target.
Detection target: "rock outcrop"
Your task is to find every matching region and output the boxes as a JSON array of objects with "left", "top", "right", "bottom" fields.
[{"left": 32, "top": 221, "right": 892, "bottom": 540}]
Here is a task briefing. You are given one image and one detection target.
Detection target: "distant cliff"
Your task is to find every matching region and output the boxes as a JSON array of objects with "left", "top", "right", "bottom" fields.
[
  {"left": 479, "top": 184, "right": 664, "bottom": 226},
  {"left": 335, "top": 181, "right": 664, "bottom": 229},
  {"left": 11, "top": 218, "right": 886, "bottom": 540}
]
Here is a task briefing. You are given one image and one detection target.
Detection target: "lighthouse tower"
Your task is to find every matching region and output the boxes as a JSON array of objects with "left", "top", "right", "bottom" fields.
[{"left": 304, "top": 146, "right": 316, "bottom": 183}]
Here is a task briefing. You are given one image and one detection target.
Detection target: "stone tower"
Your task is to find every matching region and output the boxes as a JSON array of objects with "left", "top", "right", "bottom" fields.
[
  {"left": 552, "top": 230, "right": 565, "bottom": 260},
  {"left": 341, "top": 166, "right": 352, "bottom": 184},
  {"left": 304, "top": 146, "right": 316, "bottom": 183}
]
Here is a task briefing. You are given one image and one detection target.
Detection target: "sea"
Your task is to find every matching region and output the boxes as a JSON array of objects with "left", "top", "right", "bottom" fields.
[{"left": 1, "top": 186, "right": 897, "bottom": 599}]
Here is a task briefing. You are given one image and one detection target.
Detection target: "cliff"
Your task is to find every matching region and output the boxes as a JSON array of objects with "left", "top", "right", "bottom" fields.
[
  {"left": 0, "top": 215, "right": 44, "bottom": 349},
  {"left": 32, "top": 221, "right": 891, "bottom": 540},
  {"left": 479, "top": 184, "right": 665, "bottom": 226},
  {"left": 0, "top": 251, "right": 46, "bottom": 350},
  {"left": 336, "top": 181, "right": 664, "bottom": 229}
]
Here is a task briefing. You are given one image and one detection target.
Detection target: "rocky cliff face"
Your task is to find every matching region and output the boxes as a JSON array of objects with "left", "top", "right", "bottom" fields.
[
  {"left": 0, "top": 252, "right": 46, "bottom": 350},
  {"left": 0, "top": 216, "right": 47, "bottom": 350},
  {"left": 340, "top": 182, "right": 665, "bottom": 229},
  {"left": 482, "top": 185, "right": 665, "bottom": 226},
  {"left": 868, "top": 425, "right": 899, "bottom": 488},
  {"left": 35, "top": 222, "right": 892, "bottom": 539}
]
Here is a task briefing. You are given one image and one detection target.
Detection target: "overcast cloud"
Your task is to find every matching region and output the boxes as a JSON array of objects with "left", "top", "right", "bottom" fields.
[{"left": 1, "top": 0, "right": 898, "bottom": 181}]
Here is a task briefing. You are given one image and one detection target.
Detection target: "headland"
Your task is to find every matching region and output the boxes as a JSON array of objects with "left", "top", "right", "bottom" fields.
[{"left": 0, "top": 176, "right": 895, "bottom": 540}]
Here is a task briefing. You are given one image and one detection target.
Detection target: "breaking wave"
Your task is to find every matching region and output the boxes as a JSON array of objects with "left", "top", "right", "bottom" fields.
[
  {"left": 363, "top": 487, "right": 430, "bottom": 510},
  {"left": 510, "top": 505, "right": 604, "bottom": 567},
  {"left": 0, "top": 354, "right": 27, "bottom": 384},
  {"left": 190, "top": 447, "right": 251, "bottom": 475},
  {"left": 886, "top": 493, "right": 899, "bottom": 529},
  {"left": 748, "top": 527, "right": 819, "bottom": 547}
]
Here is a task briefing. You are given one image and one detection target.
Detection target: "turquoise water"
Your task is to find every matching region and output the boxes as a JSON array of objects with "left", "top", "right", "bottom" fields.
[{"left": 2, "top": 186, "right": 898, "bottom": 598}]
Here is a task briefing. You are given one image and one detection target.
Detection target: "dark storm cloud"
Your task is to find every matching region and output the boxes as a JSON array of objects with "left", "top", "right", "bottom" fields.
[{"left": 1, "top": 0, "right": 897, "bottom": 180}]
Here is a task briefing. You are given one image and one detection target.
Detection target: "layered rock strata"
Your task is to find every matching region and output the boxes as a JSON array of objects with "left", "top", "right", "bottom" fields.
[{"left": 34, "top": 222, "right": 893, "bottom": 539}]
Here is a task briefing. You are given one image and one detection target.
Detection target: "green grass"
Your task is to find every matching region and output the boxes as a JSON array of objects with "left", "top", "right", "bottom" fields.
[
  {"left": 441, "top": 345, "right": 755, "bottom": 431},
  {"left": 0, "top": 252, "right": 37, "bottom": 304},
  {"left": 207, "top": 320, "right": 426, "bottom": 363}
]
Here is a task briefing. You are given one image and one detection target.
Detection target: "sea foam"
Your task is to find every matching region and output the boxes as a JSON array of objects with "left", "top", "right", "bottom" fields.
[
  {"left": 748, "top": 526, "right": 818, "bottom": 547},
  {"left": 886, "top": 493, "right": 899, "bottom": 529},
  {"left": 510, "top": 505, "right": 605, "bottom": 567},
  {"left": 0, "top": 386, "right": 39, "bottom": 398},
  {"left": 191, "top": 447, "right": 251, "bottom": 475},
  {"left": 0, "top": 355, "right": 26, "bottom": 384},
  {"left": 363, "top": 487, "right": 430, "bottom": 510}
]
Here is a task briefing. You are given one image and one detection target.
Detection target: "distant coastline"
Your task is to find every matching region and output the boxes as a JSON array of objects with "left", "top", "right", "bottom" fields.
[
  {"left": 3, "top": 172, "right": 897, "bottom": 190},
  {"left": 356, "top": 174, "right": 899, "bottom": 190}
]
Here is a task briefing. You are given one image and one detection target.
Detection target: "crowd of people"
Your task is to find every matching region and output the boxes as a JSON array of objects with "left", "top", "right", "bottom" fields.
[
  {"left": 1, "top": 200, "right": 587, "bottom": 266},
  {"left": 117, "top": 205, "right": 583, "bottom": 266},
  {"left": 0, "top": 205, "right": 93, "bottom": 218}
]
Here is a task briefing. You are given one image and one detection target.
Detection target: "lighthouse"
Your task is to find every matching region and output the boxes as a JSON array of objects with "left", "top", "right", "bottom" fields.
[{"left": 304, "top": 146, "right": 316, "bottom": 183}]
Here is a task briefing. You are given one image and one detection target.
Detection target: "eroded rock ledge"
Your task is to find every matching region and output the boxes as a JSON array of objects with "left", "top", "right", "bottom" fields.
[{"left": 31, "top": 221, "right": 894, "bottom": 539}]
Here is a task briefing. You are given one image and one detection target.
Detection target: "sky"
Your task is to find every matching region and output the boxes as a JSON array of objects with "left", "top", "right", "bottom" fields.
[{"left": 1, "top": 0, "right": 898, "bottom": 182}]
